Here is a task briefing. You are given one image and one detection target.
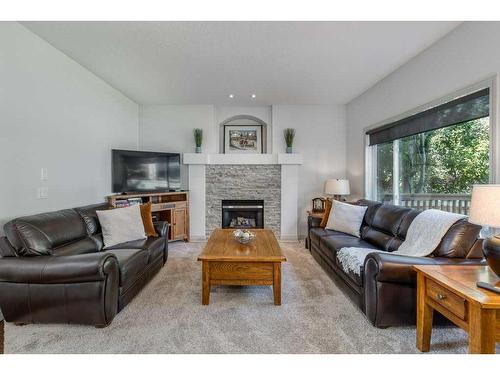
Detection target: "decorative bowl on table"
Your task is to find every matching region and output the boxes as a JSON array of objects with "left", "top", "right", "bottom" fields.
[{"left": 232, "top": 229, "right": 255, "bottom": 244}]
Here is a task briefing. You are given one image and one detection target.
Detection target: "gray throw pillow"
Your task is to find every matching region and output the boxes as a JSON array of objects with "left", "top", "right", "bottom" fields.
[
  {"left": 326, "top": 200, "right": 367, "bottom": 238},
  {"left": 96, "top": 205, "right": 146, "bottom": 248}
]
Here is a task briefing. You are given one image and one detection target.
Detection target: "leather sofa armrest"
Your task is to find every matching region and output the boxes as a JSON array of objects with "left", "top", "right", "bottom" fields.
[
  {"left": 154, "top": 221, "right": 169, "bottom": 237},
  {"left": 0, "top": 252, "right": 118, "bottom": 284},
  {"left": 467, "top": 239, "right": 484, "bottom": 259},
  {"left": 364, "top": 252, "right": 486, "bottom": 285},
  {"left": 308, "top": 216, "right": 322, "bottom": 230},
  {"left": 307, "top": 216, "right": 323, "bottom": 248}
]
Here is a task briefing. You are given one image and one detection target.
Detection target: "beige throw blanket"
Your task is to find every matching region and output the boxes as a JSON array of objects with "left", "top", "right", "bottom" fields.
[{"left": 337, "top": 209, "right": 466, "bottom": 276}]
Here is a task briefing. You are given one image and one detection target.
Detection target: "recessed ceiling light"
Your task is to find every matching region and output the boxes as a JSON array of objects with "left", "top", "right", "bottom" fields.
[
  {"left": 251, "top": 94, "right": 257, "bottom": 98},
  {"left": 228, "top": 94, "right": 234, "bottom": 99}
]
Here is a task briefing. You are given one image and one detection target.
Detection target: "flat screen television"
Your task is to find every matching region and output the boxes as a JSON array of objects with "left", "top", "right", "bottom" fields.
[{"left": 112, "top": 149, "right": 181, "bottom": 193}]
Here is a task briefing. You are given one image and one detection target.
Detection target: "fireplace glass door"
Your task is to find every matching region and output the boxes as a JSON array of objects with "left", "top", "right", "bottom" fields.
[{"left": 222, "top": 200, "right": 264, "bottom": 229}]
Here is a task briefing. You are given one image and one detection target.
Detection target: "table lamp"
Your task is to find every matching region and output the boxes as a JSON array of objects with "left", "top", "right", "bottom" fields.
[
  {"left": 468, "top": 184, "right": 500, "bottom": 277},
  {"left": 324, "top": 179, "right": 350, "bottom": 201}
]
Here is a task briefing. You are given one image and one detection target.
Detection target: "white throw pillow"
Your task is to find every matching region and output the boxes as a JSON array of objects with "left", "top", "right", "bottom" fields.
[
  {"left": 325, "top": 200, "right": 367, "bottom": 238},
  {"left": 97, "top": 205, "right": 146, "bottom": 248}
]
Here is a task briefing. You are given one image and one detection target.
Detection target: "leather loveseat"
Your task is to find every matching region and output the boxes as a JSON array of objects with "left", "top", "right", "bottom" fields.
[
  {"left": 308, "top": 199, "right": 484, "bottom": 327},
  {"left": 0, "top": 203, "right": 169, "bottom": 327}
]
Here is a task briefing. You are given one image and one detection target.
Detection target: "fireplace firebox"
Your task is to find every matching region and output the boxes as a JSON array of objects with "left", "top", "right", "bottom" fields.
[{"left": 222, "top": 200, "right": 264, "bottom": 229}]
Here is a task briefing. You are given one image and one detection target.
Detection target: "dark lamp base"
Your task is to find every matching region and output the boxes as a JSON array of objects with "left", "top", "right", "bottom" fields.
[{"left": 482, "top": 235, "right": 500, "bottom": 277}]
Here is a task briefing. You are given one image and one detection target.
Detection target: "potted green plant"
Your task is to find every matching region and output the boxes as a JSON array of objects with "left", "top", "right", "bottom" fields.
[
  {"left": 284, "top": 128, "right": 296, "bottom": 154},
  {"left": 194, "top": 128, "right": 203, "bottom": 153}
]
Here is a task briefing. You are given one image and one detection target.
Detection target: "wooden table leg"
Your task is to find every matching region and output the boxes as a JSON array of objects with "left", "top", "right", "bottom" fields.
[
  {"left": 273, "top": 263, "right": 281, "bottom": 306},
  {"left": 202, "top": 261, "right": 210, "bottom": 305},
  {"left": 468, "top": 303, "right": 496, "bottom": 354},
  {"left": 416, "top": 273, "right": 433, "bottom": 352}
]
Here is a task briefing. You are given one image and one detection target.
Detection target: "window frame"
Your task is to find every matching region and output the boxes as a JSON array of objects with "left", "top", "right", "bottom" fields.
[{"left": 364, "top": 78, "right": 497, "bottom": 202}]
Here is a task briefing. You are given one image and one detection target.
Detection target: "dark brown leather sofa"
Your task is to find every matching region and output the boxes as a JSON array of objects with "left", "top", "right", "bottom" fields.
[
  {"left": 308, "top": 199, "right": 485, "bottom": 327},
  {"left": 0, "top": 203, "right": 169, "bottom": 327}
]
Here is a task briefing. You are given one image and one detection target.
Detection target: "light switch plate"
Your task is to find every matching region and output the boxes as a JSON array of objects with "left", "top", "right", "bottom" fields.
[
  {"left": 40, "top": 168, "right": 48, "bottom": 181},
  {"left": 37, "top": 187, "right": 48, "bottom": 199}
]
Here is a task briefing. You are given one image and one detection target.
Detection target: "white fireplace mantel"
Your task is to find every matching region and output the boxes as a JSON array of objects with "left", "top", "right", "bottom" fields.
[
  {"left": 184, "top": 153, "right": 303, "bottom": 242},
  {"left": 183, "top": 153, "right": 303, "bottom": 165}
]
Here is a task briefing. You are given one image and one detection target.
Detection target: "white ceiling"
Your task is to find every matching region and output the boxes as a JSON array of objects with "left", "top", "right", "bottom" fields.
[{"left": 22, "top": 21, "right": 460, "bottom": 105}]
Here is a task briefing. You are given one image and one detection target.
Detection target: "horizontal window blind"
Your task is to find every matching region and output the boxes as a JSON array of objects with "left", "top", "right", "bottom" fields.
[{"left": 366, "top": 88, "right": 489, "bottom": 146}]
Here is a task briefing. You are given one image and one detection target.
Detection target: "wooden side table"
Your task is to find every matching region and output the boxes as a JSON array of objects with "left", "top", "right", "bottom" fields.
[{"left": 414, "top": 265, "right": 500, "bottom": 354}]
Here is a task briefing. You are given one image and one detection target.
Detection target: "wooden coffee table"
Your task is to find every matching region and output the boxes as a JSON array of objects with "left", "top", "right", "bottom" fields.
[
  {"left": 198, "top": 229, "right": 286, "bottom": 305},
  {"left": 414, "top": 265, "right": 500, "bottom": 354}
]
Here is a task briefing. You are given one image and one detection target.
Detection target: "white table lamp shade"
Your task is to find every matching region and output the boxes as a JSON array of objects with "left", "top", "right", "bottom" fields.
[
  {"left": 468, "top": 184, "right": 500, "bottom": 228},
  {"left": 324, "top": 179, "right": 350, "bottom": 196}
]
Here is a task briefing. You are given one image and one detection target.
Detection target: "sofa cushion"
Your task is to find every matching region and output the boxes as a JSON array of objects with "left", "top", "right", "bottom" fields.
[
  {"left": 356, "top": 199, "right": 383, "bottom": 227},
  {"left": 370, "top": 205, "right": 412, "bottom": 236},
  {"left": 51, "top": 237, "right": 100, "bottom": 256},
  {"left": 75, "top": 203, "right": 110, "bottom": 235},
  {"left": 310, "top": 228, "right": 345, "bottom": 248},
  {"left": 362, "top": 205, "right": 413, "bottom": 250},
  {"left": 361, "top": 228, "right": 395, "bottom": 251},
  {"left": 106, "top": 237, "right": 164, "bottom": 263},
  {"left": 396, "top": 210, "right": 420, "bottom": 240},
  {"left": 104, "top": 249, "right": 148, "bottom": 288},
  {"left": 4, "top": 209, "right": 88, "bottom": 256},
  {"left": 0, "top": 237, "right": 17, "bottom": 257},
  {"left": 432, "top": 219, "right": 482, "bottom": 258},
  {"left": 320, "top": 234, "right": 379, "bottom": 260}
]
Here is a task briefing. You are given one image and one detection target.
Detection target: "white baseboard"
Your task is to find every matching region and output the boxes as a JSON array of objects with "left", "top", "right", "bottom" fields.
[
  {"left": 280, "top": 234, "right": 299, "bottom": 242},
  {"left": 189, "top": 235, "right": 207, "bottom": 242}
]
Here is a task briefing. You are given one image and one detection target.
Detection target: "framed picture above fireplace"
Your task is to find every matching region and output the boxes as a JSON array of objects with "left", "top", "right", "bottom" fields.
[{"left": 223, "top": 125, "right": 263, "bottom": 154}]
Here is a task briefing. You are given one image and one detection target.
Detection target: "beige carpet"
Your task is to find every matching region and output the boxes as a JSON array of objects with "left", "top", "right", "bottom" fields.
[{"left": 5, "top": 241, "right": 480, "bottom": 354}]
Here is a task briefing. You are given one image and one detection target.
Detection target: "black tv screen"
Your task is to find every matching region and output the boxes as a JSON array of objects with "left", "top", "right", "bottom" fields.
[{"left": 112, "top": 150, "right": 181, "bottom": 193}]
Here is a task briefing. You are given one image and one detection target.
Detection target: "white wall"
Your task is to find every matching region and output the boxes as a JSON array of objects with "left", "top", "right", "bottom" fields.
[
  {"left": 2, "top": 23, "right": 347, "bottom": 241},
  {"left": 0, "top": 22, "right": 139, "bottom": 231},
  {"left": 139, "top": 105, "right": 215, "bottom": 189},
  {"left": 138, "top": 104, "right": 346, "bottom": 238},
  {"left": 138, "top": 106, "right": 272, "bottom": 188},
  {"left": 346, "top": 22, "right": 500, "bottom": 199},
  {"left": 273, "top": 105, "right": 347, "bottom": 237}
]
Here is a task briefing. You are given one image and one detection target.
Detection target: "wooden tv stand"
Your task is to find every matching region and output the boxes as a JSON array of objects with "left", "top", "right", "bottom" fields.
[{"left": 107, "top": 191, "right": 189, "bottom": 242}]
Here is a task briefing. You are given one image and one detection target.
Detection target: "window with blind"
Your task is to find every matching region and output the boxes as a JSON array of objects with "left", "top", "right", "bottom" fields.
[{"left": 366, "top": 88, "right": 490, "bottom": 215}]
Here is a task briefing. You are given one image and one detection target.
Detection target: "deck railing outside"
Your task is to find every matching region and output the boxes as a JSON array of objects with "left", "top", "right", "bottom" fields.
[{"left": 381, "top": 193, "right": 471, "bottom": 215}]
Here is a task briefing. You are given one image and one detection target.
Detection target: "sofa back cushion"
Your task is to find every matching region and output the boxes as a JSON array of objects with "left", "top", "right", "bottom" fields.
[
  {"left": 75, "top": 203, "right": 110, "bottom": 235},
  {"left": 361, "top": 204, "right": 413, "bottom": 251},
  {"left": 51, "top": 237, "right": 102, "bottom": 256},
  {"left": 356, "top": 199, "right": 382, "bottom": 228},
  {"left": 432, "top": 219, "right": 481, "bottom": 258},
  {"left": 355, "top": 200, "right": 481, "bottom": 258},
  {"left": 0, "top": 237, "right": 17, "bottom": 257},
  {"left": 4, "top": 209, "right": 88, "bottom": 256}
]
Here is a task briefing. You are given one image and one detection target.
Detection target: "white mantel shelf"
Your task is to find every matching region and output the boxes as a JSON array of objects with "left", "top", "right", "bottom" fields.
[
  {"left": 183, "top": 153, "right": 303, "bottom": 165},
  {"left": 185, "top": 152, "right": 302, "bottom": 242}
]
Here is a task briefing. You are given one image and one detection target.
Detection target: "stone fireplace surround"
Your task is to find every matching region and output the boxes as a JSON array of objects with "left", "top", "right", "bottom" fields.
[
  {"left": 206, "top": 165, "right": 280, "bottom": 237},
  {"left": 184, "top": 153, "right": 303, "bottom": 241}
]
